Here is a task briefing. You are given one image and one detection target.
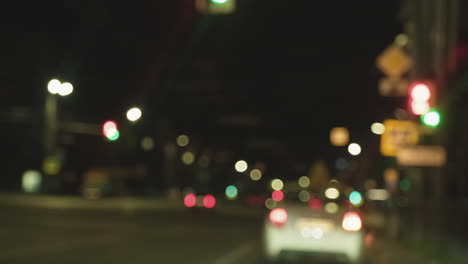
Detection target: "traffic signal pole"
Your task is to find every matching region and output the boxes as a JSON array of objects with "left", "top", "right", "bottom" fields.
[{"left": 402, "top": 0, "right": 460, "bottom": 248}]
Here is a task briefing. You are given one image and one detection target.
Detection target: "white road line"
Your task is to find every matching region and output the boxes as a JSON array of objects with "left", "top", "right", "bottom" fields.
[{"left": 212, "top": 240, "right": 259, "bottom": 264}]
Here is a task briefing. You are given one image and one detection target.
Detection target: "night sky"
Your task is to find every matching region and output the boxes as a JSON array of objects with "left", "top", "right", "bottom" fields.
[{"left": 1, "top": 0, "right": 404, "bottom": 176}]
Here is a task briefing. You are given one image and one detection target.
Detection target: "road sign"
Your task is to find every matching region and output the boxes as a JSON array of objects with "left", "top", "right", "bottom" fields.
[
  {"left": 396, "top": 146, "right": 447, "bottom": 167},
  {"left": 376, "top": 44, "right": 413, "bottom": 77},
  {"left": 380, "top": 119, "right": 419, "bottom": 157},
  {"left": 378, "top": 77, "right": 410, "bottom": 97}
]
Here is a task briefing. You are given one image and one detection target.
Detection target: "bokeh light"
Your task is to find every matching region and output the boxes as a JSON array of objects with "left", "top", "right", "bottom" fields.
[
  {"left": 58, "top": 82, "right": 73, "bottom": 96},
  {"left": 324, "top": 202, "right": 339, "bottom": 214},
  {"left": 184, "top": 193, "right": 197, "bottom": 208},
  {"left": 265, "top": 198, "right": 277, "bottom": 209},
  {"left": 371, "top": 122, "right": 385, "bottom": 135},
  {"left": 203, "top": 194, "right": 216, "bottom": 208},
  {"left": 126, "top": 107, "right": 142, "bottom": 122},
  {"left": 272, "top": 190, "right": 284, "bottom": 202},
  {"left": 271, "top": 179, "right": 284, "bottom": 191},
  {"left": 176, "top": 135, "right": 190, "bottom": 147},
  {"left": 349, "top": 191, "right": 363, "bottom": 206},
  {"left": 141, "top": 136, "right": 155, "bottom": 151},
  {"left": 309, "top": 198, "right": 323, "bottom": 210},
  {"left": 298, "top": 176, "right": 310, "bottom": 188},
  {"left": 47, "top": 79, "right": 61, "bottom": 94},
  {"left": 325, "top": 187, "right": 340, "bottom": 199},
  {"left": 235, "top": 160, "right": 248, "bottom": 172},
  {"left": 249, "top": 169, "right": 262, "bottom": 181},
  {"left": 181, "top": 151, "right": 195, "bottom": 165},
  {"left": 225, "top": 185, "right": 238, "bottom": 200},
  {"left": 299, "top": 190, "right": 310, "bottom": 202},
  {"left": 348, "top": 143, "right": 362, "bottom": 156},
  {"left": 22, "top": 170, "right": 41, "bottom": 193}
]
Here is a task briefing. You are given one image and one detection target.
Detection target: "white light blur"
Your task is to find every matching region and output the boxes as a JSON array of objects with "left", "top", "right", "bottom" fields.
[
  {"left": 348, "top": 143, "right": 362, "bottom": 156},
  {"left": 22, "top": 170, "right": 42, "bottom": 193},
  {"left": 301, "top": 227, "right": 324, "bottom": 239},
  {"left": 235, "top": 160, "right": 248, "bottom": 172},
  {"left": 250, "top": 169, "right": 262, "bottom": 181},
  {"left": 58, "top": 82, "right": 73, "bottom": 96},
  {"left": 371, "top": 122, "right": 385, "bottom": 135},
  {"left": 298, "top": 176, "right": 310, "bottom": 188},
  {"left": 126, "top": 107, "right": 142, "bottom": 122},
  {"left": 47, "top": 79, "right": 61, "bottom": 94},
  {"left": 325, "top": 187, "right": 340, "bottom": 199},
  {"left": 367, "top": 189, "right": 390, "bottom": 201},
  {"left": 271, "top": 179, "right": 284, "bottom": 191}
]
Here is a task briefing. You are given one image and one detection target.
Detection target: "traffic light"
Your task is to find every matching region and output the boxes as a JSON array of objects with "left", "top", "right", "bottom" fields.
[
  {"left": 408, "top": 81, "right": 433, "bottom": 115},
  {"left": 102, "top": 120, "right": 119, "bottom": 141},
  {"left": 195, "top": 0, "right": 235, "bottom": 14},
  {"left": 421, "top": 110, "right": 441, "bottom": 127}
]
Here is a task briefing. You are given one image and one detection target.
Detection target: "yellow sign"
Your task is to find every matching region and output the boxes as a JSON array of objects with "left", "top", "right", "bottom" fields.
[
  {"left": 376, "top": 45, "right": 413, "bottom": 77},
  {"left": 380, "top": 119, "right": 419, "bottom": 156},
  {"left": 397, "top": 146, "right": 447, "bottom": 167}
]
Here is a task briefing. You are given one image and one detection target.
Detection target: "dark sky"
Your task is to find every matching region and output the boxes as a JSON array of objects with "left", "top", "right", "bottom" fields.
[{"left": 1, "top": 0, "right": 403, "bottom": 166}]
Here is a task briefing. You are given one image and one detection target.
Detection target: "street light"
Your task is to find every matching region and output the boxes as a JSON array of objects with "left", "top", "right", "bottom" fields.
[
  {"left": 126, "top": 107, "right": 142, "bottom": 122},
  {"left": 47, "top": 79, "right": 73, "bottom": 96},
  {"left": 348, "top": 143, "right": 362, "bottom": 156},
  {"left": 43, "top": 78, "right": 74, "bottom": 191}
]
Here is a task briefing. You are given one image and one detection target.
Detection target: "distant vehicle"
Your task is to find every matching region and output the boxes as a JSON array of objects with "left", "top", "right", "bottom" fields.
[
  {"left": 262, "top": 191, "right": 364, "bottom": 263},
  {"left": 183, "top": 192, "right": 217, "bottom": 209}
]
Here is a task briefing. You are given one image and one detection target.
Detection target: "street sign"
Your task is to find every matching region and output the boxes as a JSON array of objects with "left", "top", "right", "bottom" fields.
[
  {"left": 380, "top": 119, "right": 419, "bottom": 157},
  {"left": 378, "top": 77, "right": 410, "bottom": 97},
  {"left": 396, "top": 146, "right": 447, "bottom": 167},
  {"left": 376, "top": 44, "right": 413, "bottom": 77}
]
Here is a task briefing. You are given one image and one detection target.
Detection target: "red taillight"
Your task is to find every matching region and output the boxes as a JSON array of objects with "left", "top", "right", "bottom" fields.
[
  {"left": 272, "top": 190, "right": 284, "bottom": 202},
  {"left": 269, "top": 208, "right": 288, "bottom": 227},
  {"left": 342, "top": 212, "right": 362, "bottom": 231},
  {"left": 184, "top": 193, "right": 197, "bottom": 208},
  {"left": 203, "top": 194, "right": 216, "bottom": 208},
  {"left": 309, "top": 198, "right": 323, "bottom": 210}
]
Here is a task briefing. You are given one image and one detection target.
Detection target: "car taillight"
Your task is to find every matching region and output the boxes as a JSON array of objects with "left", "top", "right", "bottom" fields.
[
  {"left": 203, "top": 194, "right": 216, "bottom": 208},
  {"left": 269, "top": 208, "right": 288, "bottom": 227},
  {"left": 184, "top": 193, "right": 197, "bottom": 208},
  {"left": 342, "top": 212, "right": 362, "bottom": 231},
  {"left": 309, "top": 198, "right": 323, "bottom": 210}
]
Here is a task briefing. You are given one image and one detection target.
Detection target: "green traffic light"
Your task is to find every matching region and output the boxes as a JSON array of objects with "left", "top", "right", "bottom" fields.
[
  {"left": 107, "top": 130, "right": 120, "bottom": 141},
  {"left": 422, "top": 110, "right": 441, "bottom": 127},
  {"left": 349, "top": 191, "right": 362, "bottom": 206},
  {"left": 211, "top": 0, "right": 228, "bottom": 4}
]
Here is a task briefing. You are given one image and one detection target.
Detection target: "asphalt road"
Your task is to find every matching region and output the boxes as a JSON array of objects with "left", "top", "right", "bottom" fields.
[{"left": 0, "top": 203, "right": 427, "bottom": 264}]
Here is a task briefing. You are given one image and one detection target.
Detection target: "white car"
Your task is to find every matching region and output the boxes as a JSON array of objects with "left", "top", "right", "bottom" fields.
[{"left": 263, "top": 199, "right": 364, "bottom": 263}]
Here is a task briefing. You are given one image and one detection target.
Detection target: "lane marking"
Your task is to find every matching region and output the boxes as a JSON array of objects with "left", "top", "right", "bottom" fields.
[{"left": 213, "top": 240, "right": 258, "bottom": 264}]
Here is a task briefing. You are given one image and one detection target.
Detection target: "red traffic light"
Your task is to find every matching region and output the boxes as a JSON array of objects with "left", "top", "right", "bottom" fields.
[
  {"left": 102, "top": 121, "right": 119, "bottom": 140},
  {"left": 408, "top": 81, "right": 432, "bottom": 115}
]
